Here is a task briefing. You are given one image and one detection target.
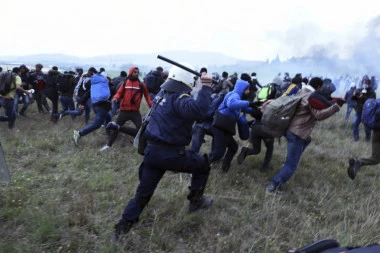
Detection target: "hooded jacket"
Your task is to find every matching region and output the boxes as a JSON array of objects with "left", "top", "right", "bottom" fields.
[
  {"left": 90, "top": 73, "right": 110, "bottom": 104},
  {"left": 287, "top": 85, "right": 340, "bottom": 140},
  {"left": 113, "top": 67, "right": 152, "bottom": 111},
  {"left": 218, "top": 79, "right": 252, "bottom": 119}
]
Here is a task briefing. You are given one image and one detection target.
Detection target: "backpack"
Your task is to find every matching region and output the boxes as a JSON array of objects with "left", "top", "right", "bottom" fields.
[
  {"left": 291, "top": 239, "right": 380, "bottom": 253},
  {"left": 207, "top": 91, "right": 226, "bottom": 119},
  {"left": 257, "top": 83, "right": 278, "bottom": 101},
  {"left": 212, "top": 79, "right": 224, "bottom": 94},
  {"left": 0, "top": 72, "right": 15, "bottom": 95},
  {"left": 261, "top": 93, "right": 307, "bottom": 137},
  {"left": 110, "top": 76, "right": 126, "bottom": 95},
  {"left": 144, "top": 71, "right": 163, "bottom": 94},
  {"left": 361, "top": 98, "right": 380, "bottom": 129},
  {"left": 56, "top": 73, "right": 74, "bottom": 94}
]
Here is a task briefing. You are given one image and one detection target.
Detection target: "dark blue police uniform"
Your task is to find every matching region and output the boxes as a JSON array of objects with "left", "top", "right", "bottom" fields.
[{"left": 116, "top": 84, "right": 212, "bottom": 229}]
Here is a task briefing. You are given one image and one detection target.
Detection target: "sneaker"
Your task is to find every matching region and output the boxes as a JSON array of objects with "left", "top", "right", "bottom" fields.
[
  {"left": 348, "top": 158, "right": 360, "bottom": 180},
  {"left": 237, "top": 147, "right": 248, "bottom": 165},
  {"left": 106, "top": 121, "right": 119, "bottom": 131},
  {"left": 59, "top": 112, "right": 66, "bottom": 120},
  {"left": 188, "top": 197, "right": 213, "bottom": 213},
  {"left": 99, "top": 145, "right": 110, "bottom": 152},
  {"left": 73, "top": 130, "right": 81, "bottom": 145},
  {"left": 266, "top": 182, "right": 285, "bottom": 194}
]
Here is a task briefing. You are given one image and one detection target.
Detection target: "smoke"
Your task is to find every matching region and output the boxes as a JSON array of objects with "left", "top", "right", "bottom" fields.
[
  {"left": 277, "top": 15, "right": 380, "bottom": 77},
  {"left": 350, "top": 15, "right": 380, "bottom": 74}
]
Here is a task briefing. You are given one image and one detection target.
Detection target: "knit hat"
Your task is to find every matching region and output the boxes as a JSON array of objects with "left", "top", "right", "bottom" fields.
[{"left": 309, "top": 77, "right": 323, "bottom": 90}]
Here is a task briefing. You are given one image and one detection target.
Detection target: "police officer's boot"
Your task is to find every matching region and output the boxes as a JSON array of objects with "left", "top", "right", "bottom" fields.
[
  {"left": 187, "top": 188, "right": 213, "bottom": 213},
  {"left": 110, "top": 220, "right": 136, "bottom": 242},
  {"left": 221, "top": 162, "right": 230, "bottom": 173}
]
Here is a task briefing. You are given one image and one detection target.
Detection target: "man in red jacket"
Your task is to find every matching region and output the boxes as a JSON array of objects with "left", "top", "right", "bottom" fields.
[{"left": 100, "top": 67, "right": 152, "bottom": 151}]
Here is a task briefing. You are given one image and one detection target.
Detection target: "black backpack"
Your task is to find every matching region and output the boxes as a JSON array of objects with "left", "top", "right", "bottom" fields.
[
  {"left": 144, "top": 71, "right": 164, "bottom": 94},
  {"left": 0, "top": 71, "right": 16, "bottom": 95},
  {"left": 291, "top": 239, "right": 380, "bottom": 253},
  {"left": 57, "top": 73, "right": 75, "bottom": 94},
  {"left": 212, "top": 79, "right": 224, "bottom": 94}
]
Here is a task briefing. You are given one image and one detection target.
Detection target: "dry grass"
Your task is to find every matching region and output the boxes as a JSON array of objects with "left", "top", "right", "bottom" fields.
[{"left": 0, "top": 102, "right": 379, "bottom": 253}]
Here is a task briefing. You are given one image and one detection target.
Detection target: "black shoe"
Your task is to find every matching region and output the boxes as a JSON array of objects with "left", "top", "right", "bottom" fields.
[
  {"left": 110, "top": 222, "right": 134, "bottom": 242},
  {"left": 348, "top": 158, "right": 360, "bottom": 180},
  {"left": 237, "top": 147, "right": 248, "bottom": 165},
  {"left": 19, "top": 108, "right": 26, "bottom": 116},
  {"left": 259, "top": 165, "right": 273, "bottom": 172},
  {"left": 266, "top": 182, "right": 286, "bottom": 194},
  {"left": 106, "top": 121, "right": 119, "bottom": 131},
  {"left": 188, "top": 196, "right": 213, "bottom": 213},
  {"left": 221, "top": 163, "right": 230, "bottom": 173}
]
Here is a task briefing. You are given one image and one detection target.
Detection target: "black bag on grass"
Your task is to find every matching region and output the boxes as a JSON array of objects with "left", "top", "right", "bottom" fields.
[{"left": 290, "top": 239, "right": 380, "bottom": 253}]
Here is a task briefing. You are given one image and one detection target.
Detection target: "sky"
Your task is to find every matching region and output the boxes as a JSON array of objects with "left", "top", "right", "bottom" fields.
[{"left": 1, "top": 0, "right": 379, "bottom": 62}]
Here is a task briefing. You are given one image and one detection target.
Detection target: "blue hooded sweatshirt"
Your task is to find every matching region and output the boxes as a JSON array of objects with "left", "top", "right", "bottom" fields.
[
  {"left": 218, "top": 79, "right": 252, "bottom": 119},
  {"left": 91, "top": 73, "right": 110, "bottom": 104}
]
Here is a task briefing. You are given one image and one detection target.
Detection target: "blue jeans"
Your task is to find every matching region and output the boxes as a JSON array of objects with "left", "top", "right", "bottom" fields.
[
  {"left": 65, "top": 98, "right": 92, "bottom": 123},
  {"left": 118, "top": 144, "right": 209, "bottom": 223},
  {"left": 345, "top": 102, "right": 356, "bottom": 120},
  {"left": 60, "top": 96, "right": 75, "bottom": 111},
  {"left": 272, "top": 131, "right": 311, "bottom": 185},
  {"left": 60, "top": 96, "right": 76, "bottom": 119},
  {"left": 352, "top": 111, "right": 371, "bottom": 140},
  {"left": 0, "top": 97, "right": 16, "bottom": 129},
  {"left": 109, "top": 100, "right": 120, "bottom": 118},
  {"left": 190, "top": 124, "right": 213, "bottom": 153},
  {"left": 79, "top": 104, "right": 111, "bottom": 136},
  {"left": 13, "top": 92, "right": 30, "bottom": 115}
]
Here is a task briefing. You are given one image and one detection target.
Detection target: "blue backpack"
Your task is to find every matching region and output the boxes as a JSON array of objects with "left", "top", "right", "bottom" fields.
[{"left": 361, "top": 98, "right": 380, "bottom": 129}]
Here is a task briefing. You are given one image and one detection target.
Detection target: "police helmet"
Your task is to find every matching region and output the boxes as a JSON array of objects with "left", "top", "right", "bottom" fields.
[{"left": 167, "top": 63, "right": 196, "bottom": 89}]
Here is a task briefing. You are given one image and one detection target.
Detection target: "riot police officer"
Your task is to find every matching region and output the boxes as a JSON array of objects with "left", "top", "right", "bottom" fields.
[{"left": 112, "top": 63, "right": 213, "bottom": 241}]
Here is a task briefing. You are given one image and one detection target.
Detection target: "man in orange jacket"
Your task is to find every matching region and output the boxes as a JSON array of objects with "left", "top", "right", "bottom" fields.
[{"left": 100, "top": 67, "right": 152, "bottom": 151}]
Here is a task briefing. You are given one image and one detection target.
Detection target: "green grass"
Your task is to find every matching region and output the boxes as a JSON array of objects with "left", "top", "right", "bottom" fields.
[{"left": 0, "top": 102, "right": 379, "bottom": 253}]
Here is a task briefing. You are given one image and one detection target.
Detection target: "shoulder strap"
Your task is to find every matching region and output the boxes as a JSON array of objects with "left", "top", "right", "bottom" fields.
[
  {"left": 130, "top": 80, "right": 143, "bottom": 104},
  {"left": 144, "top": 92, "right": 166, "bottom": 122}
]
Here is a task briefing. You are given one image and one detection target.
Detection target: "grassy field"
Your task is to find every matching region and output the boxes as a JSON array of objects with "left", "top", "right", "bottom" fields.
[{"left": 0, "top": 100, "right": 379, "bottom": 253}]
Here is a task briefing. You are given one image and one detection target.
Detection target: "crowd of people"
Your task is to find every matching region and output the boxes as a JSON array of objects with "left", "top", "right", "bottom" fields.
[{"left": 1, "top": 63, "right": 379, "bottom": 242}]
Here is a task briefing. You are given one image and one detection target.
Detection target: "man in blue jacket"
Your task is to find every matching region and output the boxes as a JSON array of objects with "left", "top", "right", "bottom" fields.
[
  {"left": 111, "top": 64, "right": 213, "bottom": 242},
  {"left": 73, "top": 68, "right": 111, "bottom": 145},
  {"left": 208, "top": 79, "right": 253, "bottom": 172}
]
